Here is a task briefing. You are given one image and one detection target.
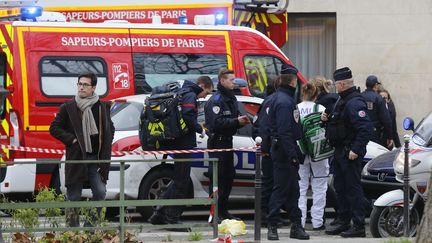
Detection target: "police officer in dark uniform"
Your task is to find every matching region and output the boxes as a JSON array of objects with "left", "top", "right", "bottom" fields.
[
  {"left": 205, "top": 68, "right": 251, "bottom": 221},
  {"left": 266, "top": 64, "right": 309, "bottom": 241},
  {"left": 252, "top": 79, "right": 277, "bottom": 226},
  {"left": 149, "top": 78, "right": 214, "bottom": 225},
  {"left": 361, "top": 75, "right": 393, "bottom": 149},
  {"left": 323, "top": 67, "right": 373, "bottom": 238}
]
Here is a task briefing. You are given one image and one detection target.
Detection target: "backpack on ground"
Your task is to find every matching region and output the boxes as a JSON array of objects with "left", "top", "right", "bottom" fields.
[
  {"left": 139, "top": 81, "right": 188, "bottom": 150},
  {"left": 298, "top": 104, "right": 334, "bottom": 161}
]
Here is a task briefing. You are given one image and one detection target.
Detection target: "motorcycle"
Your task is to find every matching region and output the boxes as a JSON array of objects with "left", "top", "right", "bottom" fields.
[{"left": 370, "top": 113, "right": 432, "bottom": 237}]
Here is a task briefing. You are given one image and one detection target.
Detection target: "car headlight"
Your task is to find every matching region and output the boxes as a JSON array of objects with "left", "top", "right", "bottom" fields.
[{"left": 394, "top": 151, "right": 421, "bottom": 174}]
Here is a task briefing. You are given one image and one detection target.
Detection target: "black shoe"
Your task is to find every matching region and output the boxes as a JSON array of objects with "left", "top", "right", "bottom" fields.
[
  {"left": 340, "top": 225, "right": 366, "bottom": 238},
  {"left": 267, "top": 225, "right": 279, "bottom": 241},
  {"left": 325, "top": 222, "right": 350, "bottom": 235},
  {"left": 312, "top": 224, "right": 326, "bottom": 231},
  {"left": 290, "top": 223, "right": 310, "bottom": 240},
  {"left": 148, "top": 212, "right": 168, "bottom": 225}
]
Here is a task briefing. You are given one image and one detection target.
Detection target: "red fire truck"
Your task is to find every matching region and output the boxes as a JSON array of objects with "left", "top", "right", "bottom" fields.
[{"left": 0, "top": 0, "right": 303, "bottom": 197}]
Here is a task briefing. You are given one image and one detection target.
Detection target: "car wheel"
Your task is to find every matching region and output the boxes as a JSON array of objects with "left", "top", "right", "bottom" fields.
[
  {"left": 137, "top": 168, "right": 175, "bottom": 220},
  {"left": 370, "top": 205, "right": 420, "bottom": 238}
]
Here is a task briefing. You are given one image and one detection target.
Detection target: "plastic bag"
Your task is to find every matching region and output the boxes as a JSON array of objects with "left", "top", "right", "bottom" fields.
[{"left": 218, "top": 219, "right": 247, "bottom": 236}]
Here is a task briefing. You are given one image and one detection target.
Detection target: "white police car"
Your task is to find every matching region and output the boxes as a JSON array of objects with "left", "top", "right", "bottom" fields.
[{"left": 60, "top": 94, "right": 388, "bottom": 220}]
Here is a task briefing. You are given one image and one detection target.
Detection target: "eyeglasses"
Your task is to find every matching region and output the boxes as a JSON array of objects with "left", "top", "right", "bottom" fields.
[{"left": 77, "top": 82, "right": 93, "bottom": 88}]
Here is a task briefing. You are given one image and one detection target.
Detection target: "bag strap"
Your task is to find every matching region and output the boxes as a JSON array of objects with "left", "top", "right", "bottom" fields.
[{"left": 313, "top": 103, "right": 319, "bottom": 113}]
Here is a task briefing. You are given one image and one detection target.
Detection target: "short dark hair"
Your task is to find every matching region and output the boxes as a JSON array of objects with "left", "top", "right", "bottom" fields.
[
  {"left": 218, "top": 68, "right": 234, "bottom": 81},
  {"left": 78, "top": 72, "right": 97, "bottom": 86},
  {"left": 196, "top": 75, "right": 214, "bottom": 90}
]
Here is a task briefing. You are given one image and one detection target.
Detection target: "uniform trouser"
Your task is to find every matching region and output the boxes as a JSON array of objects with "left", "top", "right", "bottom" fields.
[
  {"left": 298, "top": 156, "right": 329, "bottom": 228},
  {"left": 333, "top": 147, "right": 365, "bottom": 227},
  {"left": 159, "top": 153, "right": 192, "bottom": 219},
  {"left": 66, "top": 160, "right": 107, "bottom": 227},
  {"left": 208, "top": 138, "right": 235, "bottom": 213},
  {"left": 267, "top": 147, "right": 302, "bottom": 226},
  {"left": 261, "top": 155, "right": 273, "bottom": 214}
]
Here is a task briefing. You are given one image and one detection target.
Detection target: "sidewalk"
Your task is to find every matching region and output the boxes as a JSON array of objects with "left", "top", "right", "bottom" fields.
[{"left": 136, "top": 222, "right": 409, "bottom": 243}]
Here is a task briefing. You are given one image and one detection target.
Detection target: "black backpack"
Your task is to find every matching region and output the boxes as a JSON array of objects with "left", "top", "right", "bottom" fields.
[{"left": 139, "top": 82, "right": 189, "bottom": 150}]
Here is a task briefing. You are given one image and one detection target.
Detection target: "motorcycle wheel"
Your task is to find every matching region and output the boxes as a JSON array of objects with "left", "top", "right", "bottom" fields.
[{"left": 370, "top": 205, "right": 420, "bottom": 238}]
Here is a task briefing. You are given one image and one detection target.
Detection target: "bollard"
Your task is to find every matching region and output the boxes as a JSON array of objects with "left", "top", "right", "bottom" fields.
[
  {"left": 254, "top": 137, "right": 262, "bottom": 241},
  {"left": 403, "top": 134, "right": 410, "bottom": 237}
]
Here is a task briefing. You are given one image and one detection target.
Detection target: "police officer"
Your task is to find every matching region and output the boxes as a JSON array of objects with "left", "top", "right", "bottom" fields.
[
  {"left": 149, "top": 78, "right": 213, "bottom": 225},
  {"left": 361, "top": 75, "right": 393, "bottom": 149},
  {"left": 205, "top": 68, "right": 251, "bottom": 221},
  {"left": 266, "top": 64, "right": 309, "bottom": 241},
  {"left": 252, "top": 79, "right": 277, "bottom": 226},
  {"left": 323, "top": 67, "right": 373, "bottom": 238}
]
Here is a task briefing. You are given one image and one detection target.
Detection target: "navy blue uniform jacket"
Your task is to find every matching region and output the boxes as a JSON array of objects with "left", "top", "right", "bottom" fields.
[{"left": 269, "top": 86, "right": 302, "bottom": 161}]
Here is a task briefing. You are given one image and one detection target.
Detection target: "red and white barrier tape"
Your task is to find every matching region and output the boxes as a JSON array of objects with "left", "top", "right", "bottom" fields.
[{"left": 0, "top": 144, "right": 258, "bottom": 156}]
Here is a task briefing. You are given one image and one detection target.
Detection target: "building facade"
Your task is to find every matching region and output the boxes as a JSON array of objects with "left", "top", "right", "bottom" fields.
[{"left": 285, "top": 0, "right": 432, "bottom": 131}]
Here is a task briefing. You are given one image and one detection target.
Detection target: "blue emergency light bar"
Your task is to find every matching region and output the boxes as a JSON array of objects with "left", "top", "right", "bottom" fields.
[
  {"left": 215, "top": 12, "right": 226, "bottom": 25},
  {"left": 20, "top": 6, "right": 43, "bottom": 21}
]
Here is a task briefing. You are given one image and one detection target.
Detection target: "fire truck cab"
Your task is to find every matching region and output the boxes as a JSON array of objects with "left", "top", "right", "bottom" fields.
[{"left": 0, "top": 2, "right": 302, "bottom": 196}]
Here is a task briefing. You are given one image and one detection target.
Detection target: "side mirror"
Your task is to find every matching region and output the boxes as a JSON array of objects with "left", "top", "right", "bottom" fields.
[{"left": 403, "top": 117, "right": 415, "bottom": 131}]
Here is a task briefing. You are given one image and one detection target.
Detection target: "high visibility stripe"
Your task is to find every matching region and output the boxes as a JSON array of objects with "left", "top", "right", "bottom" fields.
[
  {"left": 260, "top": 13, "right": 269, "bottom": 26},
  {"left": 0, "top": 23, "right": 13, "bottom": 162},
  {"left": 268, "top": 14, "right": 282, "bottom": 24}
]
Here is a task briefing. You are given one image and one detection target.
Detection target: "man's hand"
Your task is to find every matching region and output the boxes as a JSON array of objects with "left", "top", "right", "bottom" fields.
[
  {"left": 238, "top": 115, "right": 251, "bottom": 126},
  {"left": 348, "top": 150, "right": 358, "bottom": 160},
  {"left": 321, "top": 112, "right": 329, "bottom": 122}
]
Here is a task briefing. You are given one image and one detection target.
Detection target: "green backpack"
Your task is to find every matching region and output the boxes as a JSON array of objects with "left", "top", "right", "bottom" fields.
[{"left": 298, "top": 104, "right": 334, "bottom": 161}]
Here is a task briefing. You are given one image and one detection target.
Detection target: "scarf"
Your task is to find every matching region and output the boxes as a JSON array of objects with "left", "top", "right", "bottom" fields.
[{"left": 75, "top": 93, "right": 99, "bottom": 153}]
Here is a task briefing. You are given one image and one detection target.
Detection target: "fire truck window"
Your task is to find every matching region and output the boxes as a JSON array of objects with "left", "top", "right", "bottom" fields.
[
  {"left": 39, "top": 57, "right": 108, "bottom": 97},
  {"left": 243, "top": 55, "right": 283, "bottom": 98},
  {"left": 133, "top": 53, "right": 227, "bottom": 92}
]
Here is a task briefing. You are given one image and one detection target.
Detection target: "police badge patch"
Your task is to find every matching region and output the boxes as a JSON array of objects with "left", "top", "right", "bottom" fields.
[
  {"left": 212, "top": 106, "right": 220, "bottom": 114},
  {"left": 367, "top": 101, "right": 374, "bottom": 110},
  {"left": 358, "top": 110, "right": 366, "bottom": 117},
  {"left": 293, "top": 109, "right": 300, "bottom": 123}
]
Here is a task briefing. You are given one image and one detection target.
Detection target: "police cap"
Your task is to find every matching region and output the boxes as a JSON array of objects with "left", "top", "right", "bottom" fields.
[
  {"left": 365, "top": 75, "right": 380, "bottom": 88},
  {"left": 281, "top": 64, "right": 298, "bottom": 75},
  {"left": 333, "top": 67, "right": 352, "bottom": 81}
]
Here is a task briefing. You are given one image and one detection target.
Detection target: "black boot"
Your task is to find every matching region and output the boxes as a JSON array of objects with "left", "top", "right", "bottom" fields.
[
  {"left": 325, "top": 222, "right": 350, "bottom": 235},
  {"left": 340, "top": 225, "right": 366, "bottom": 238},
  {"left": 290, "top": 223, "right": 310, "bottom": 240},
  {"left": 267, "top": 225, "right": 279, "bottom": 241}
]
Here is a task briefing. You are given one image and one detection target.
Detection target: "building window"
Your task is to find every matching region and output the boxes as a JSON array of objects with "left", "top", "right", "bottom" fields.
[{"left": 282, "top": 13, "right": 336, "bottom": 80}]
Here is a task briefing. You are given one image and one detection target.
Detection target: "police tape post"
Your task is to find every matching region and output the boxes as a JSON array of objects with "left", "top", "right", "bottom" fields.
[{"left": 0, "top": 144, "right": 258, "bottom": 156}]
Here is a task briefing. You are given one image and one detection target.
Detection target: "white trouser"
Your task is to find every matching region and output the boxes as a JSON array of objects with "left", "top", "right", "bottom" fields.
[{"left": 298, "top": 156, "right": 329, "bottom": 228}]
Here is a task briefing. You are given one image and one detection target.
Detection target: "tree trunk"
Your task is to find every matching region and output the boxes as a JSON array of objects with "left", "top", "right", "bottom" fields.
[{"left": 414, "top": 172, "right": 432, "bottom": 243}]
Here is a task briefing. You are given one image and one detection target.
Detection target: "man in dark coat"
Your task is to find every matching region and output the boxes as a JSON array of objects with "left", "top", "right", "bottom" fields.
[
  {"left": 149, "top": 77, "right": 213, "bottom": 225},
  {"left": 361, "top": 75, "right": 393, "bottom": 149},
  {"left": 50, "top": 72, "right": 114, "bottom": 227},
  {"left": 323, "top": 67, "right": 373, "bottom": 238},
  {"left": 205, "top": 68, "right": 251, "bottom": 222}
]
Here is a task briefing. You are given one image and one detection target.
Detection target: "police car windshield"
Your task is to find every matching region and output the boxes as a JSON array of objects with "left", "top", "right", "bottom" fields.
[
  {"left": 110, "top": 101, "right": 143, "bottom": 131},
  {"left": 413, "top": 112, "right": 432, "bottom": 146}
]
